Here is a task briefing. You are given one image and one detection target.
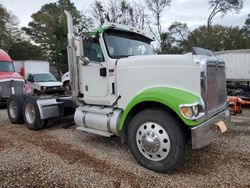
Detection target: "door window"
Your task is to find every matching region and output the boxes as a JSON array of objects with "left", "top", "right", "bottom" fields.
[
  {"left": 83, "top": 38, "right": 104, "bottom": 62},
  {"left": 27, "top": 74, "right": 34, "bottom": 82}
]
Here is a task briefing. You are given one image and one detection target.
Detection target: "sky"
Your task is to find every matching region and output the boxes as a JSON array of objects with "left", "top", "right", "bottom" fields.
[{"left": 1, "top": 0, "right": 250, "bottom": 30}]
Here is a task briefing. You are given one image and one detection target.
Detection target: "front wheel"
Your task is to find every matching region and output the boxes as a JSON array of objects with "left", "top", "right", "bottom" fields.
[{"left": 128, "top": 108, "right": 189, "bottom": 173}]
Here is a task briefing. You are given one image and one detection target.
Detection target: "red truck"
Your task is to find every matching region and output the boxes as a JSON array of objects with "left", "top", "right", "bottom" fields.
[{"left": 0, "top": 49, "right": 28, "bottom": 104}]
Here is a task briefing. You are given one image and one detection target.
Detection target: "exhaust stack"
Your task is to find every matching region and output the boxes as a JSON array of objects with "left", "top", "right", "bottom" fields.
[{"left": 64, "top": 10, "right": 79, "bottom": 105}]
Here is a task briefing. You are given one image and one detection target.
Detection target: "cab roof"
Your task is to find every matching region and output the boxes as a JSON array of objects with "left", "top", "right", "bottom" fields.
[
  {"left": 0, "top": 49, "right": 12, "bottom": 61},
  {"left": 85, "top": 22, "right": 155, "bottom": 41}
]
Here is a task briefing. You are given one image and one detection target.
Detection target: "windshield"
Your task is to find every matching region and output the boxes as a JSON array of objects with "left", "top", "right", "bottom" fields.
[
  {"left": 34, "top": 73, "right": 57, "bottom": 82},
  {"left": 0, "top": 61, "right": 15, "bottom": 72},
  {"left": 104, "top": 30, "right": 154, "bottom": 58},
  {"left": 192, "top": 47, "right": 216, "bottom": 57}
]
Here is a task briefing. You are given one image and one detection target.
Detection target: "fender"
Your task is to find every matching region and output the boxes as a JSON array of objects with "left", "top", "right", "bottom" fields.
[{"left": 118, "top": 87, "right": 204, "bottom": 131}]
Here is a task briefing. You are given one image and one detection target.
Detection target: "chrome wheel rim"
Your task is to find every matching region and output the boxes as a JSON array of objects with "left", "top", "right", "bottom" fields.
[
  {"left": 136, "top": 122, "right": 171, "bottom": 161},
  {"left": 25, "top": 103, "right": 35, "bottom": 124},
  {"left": 9, "top": 100, "right": 18, "bottom": 119}
]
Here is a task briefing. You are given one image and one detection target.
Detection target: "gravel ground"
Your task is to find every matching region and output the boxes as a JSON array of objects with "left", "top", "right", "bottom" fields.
[{"left": 0, "top": 104, "right": 249, "bottom": 187}]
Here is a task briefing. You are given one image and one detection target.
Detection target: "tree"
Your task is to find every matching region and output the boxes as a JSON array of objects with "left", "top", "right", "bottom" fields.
[
  {"left": 168, "top": 22, "right": 191, "bottom": 52},
  {"left": 0, "top": 3, "right": 19, "bottom": 51},
  {"left": 160, "top": 22, "right": 191, "bottom": 54},
  {"left": 90, "top": 0, "right": 147, "bottom": 29},
  {"left": 145, "top": 0, "right": 171, "bottom": 51},
  {"left": 8, "top": 40, "right": 46, "bottom": 60},
  {"left": 23, "top": 0, "right": 91, "bottom": 74},
  {"left": 243, "top": 14, "right": 250, "bottom": 37},
  {"left": 207, "top": 0, "right": 243, "bottom": 28},
  {"left": 188, "top": 25, "right": 246, "bottom": 51},
  {"left": 206, "top": 0, "right": 243, "bottom": 47},
  {"left": 243, "top": 14, "right": 250, "bottom": 48}
]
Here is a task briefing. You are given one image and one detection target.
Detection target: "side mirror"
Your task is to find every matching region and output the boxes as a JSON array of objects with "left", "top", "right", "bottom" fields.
[{"left": 79, "top": 56, "right": 90, "bottom": 66}]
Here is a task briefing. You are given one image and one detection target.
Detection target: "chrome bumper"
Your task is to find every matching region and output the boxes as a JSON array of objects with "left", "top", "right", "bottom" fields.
[{"left": 191, "top": 109, "right": 230, "bottom": 149}]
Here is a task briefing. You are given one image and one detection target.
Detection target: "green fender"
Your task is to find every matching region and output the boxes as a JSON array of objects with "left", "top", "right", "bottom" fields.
[{"left": 118, "top": 87, "right": 204, "bottom": 131}]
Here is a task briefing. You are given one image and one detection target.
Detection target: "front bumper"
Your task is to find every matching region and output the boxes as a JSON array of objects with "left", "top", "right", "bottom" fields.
[{"left": 191, "top": 109, "right": 230, "bottom": 149}]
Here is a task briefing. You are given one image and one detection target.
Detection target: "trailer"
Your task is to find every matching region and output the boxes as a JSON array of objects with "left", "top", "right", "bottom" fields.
[
  {"left": 215, "top": 49, "right": 250, "bottom": 98},
  {"left": 215, "top": 49, "right": 250, "bottom": 82},
  {"left": 7, "top": 11, "right": 229, "bottom": 173}
]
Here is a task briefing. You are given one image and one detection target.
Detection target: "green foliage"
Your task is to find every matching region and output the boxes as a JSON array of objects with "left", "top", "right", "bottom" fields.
[
  {"left": 0, "top": 4, "right": 19, "bottom": 51},
  {"left": 8, "top": 40, "right": 46, "bottom": 60},
  {"left": 1, "top": 0, "right": 249, "bottom": 63},
  {"left": 188, "top": 25, "right": 247, "bottom": 51},
  {"left": 243, "top": 14, "right": 250, "bottom": 48},
  {"left": 22, "top": 0, "right": 92, "bottom": 73}
]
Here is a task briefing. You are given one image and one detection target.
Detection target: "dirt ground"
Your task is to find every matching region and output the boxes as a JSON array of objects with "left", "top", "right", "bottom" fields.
[{"left": 0, "top": 104, "right": 249, "bottom": 188}]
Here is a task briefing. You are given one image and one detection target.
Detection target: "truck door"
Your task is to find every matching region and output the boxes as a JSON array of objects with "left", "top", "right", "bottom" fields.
[{"left": 79, "top": 37, "right": 109, "bottom": 97}]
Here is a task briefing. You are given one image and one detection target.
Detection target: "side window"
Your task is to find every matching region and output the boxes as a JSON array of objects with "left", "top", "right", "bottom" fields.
[
  {"left": 83, "top": 38, "right": 104, "bottom": 62},
  {"left": 27, "top": 74, "right": 34, "bottom": 82}
]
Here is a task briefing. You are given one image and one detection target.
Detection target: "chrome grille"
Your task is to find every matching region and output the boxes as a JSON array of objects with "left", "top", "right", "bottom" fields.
[
  {"left": 201, "top": 60, "right": 227, "bottom": 117},
  {"left": 0, "top": 80, "right": 24, "bottom": 98}
]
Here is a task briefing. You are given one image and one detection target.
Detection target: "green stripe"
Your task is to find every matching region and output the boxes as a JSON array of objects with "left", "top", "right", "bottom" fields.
[{"left": 118, "top": 87, "right": 204, "bottom": 131}]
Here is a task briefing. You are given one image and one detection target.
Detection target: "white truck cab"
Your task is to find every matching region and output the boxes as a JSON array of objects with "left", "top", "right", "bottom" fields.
[{"left": 7, "top": 11, "right": 229, "bottom": 173}]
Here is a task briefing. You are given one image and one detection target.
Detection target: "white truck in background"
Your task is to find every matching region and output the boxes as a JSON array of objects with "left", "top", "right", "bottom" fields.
[
  {"left": 6, "top": 11, "right": 229, "bottom": 173},
  {"left": 13, "top": 60, "right": 50, "bottom": 79},
  {"left": 61, "top": 71, "right": 70, "bottom": 90},
  {"left": 13, "top": 60, "right": 64, "bottom": 95}
]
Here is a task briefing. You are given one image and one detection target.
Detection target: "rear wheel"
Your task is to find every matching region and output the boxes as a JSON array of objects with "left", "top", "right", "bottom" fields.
[
  {"left": 128, "top": 108, "right": 189, "bottom": 172},
  {"left": 7, "top": 95, "right": 24, "bottom": 124},
  {"left": 23, "top": 96, "right": 47, "bottom": 130}
]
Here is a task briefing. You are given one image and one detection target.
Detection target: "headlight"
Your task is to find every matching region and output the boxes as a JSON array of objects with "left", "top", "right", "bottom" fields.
[
  {"left": 41, "top": 86, "right": 47, "bottom": 90},
  {"left": 179, "top": 102, "right": 205, "bottom": 120}
]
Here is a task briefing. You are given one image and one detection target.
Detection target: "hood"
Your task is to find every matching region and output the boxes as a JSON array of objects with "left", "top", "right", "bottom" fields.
[
  {"left": 0, "top": 71, "right": 23, "bottom": 80},
  {"left": 116, "top": 54, "right": 196, "bottom": 68},
  {"left": 38, "top": 81, "right": 63, "bottom": 87},
  {"left": 116, "top": 54, "right": 201, "bottom": 109}
]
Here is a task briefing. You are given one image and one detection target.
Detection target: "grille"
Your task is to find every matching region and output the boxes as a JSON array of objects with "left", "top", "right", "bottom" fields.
[
  {"left": 201, "top": 60, "right": 227, "bottom": 117},
  {"left": 0, "top": 80, "right": 24, "bottom": 98}
]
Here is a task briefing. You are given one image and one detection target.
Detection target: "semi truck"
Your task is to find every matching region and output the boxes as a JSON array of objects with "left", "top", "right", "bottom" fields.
[
  {"left": 0, "top": 49, "right": 28, "bottom": 104},
  {"left": 7, "top": 11, "right": 229, "bottom": 172}
]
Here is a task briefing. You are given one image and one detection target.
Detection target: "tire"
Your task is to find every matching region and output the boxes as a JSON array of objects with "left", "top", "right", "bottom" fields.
[
  {"left": 128, "top": 108, "right": 189, "bottom": 173},
  {"left": 7, "top": 95, "right": 24, "bottom": 124},
  {"left": 23, "top": 96, "right": 47, "bottom": 130}
]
